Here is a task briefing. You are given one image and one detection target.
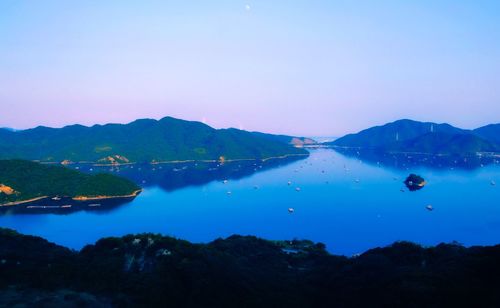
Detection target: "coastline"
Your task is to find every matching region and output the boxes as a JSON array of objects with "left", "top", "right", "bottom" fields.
[
  {"left": 72, "top": 189, "right": 142, "bottom": 201},
  {"left": 0, "top": 190, "right": 142, "bottom": 207},
  {"left": 37, "top": 152, "right": 310, "bottom": 167},
  {"left": 325, "top": 145, "right": 500, "bottom": 157},
  {"left": 0, "top": 196, "right": 48, "bottom": 207}
]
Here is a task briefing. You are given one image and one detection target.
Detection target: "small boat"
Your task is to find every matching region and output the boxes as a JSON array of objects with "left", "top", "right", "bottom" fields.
[
  {"left": 61, "top": 205, "right": 72, "bottom": 208},
  {"left": 88, "top": 203, "right": 101, "bottom": 207},
  {"left": 253, "top": 185, "right": 259, "bottom": 190},
  {"left": 288, "top": 208, "right": 294, "bottom": 213},
  {"left": 295, "top": 187, "right": 301, "bottom": 192},
  {"left": 227, "top": 191, "right": 232, "bottom": 195},
  {"left": 426, "top": 205, "right": 434, "bottom": 211},
  {"left": 354, "top": 179, "right": 360, "bottom": 183},
  {"left": 223, "top": 180, "right": 228, "bottom": 184},
  {"left": 491, "top": 181, "right": 496, "bottom": 186},
  {"left": 287, "top": 181, "right": 292, "bottom": 186},
  {"left": 400, "top": 188, "right": 405, "bottom": 192},
  {"left": 51, "top": 197, "right": 61, "bottom": 201}
]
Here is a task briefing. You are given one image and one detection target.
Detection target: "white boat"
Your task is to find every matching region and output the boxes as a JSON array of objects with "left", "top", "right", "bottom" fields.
[
  {"left": 88, "top": 203, "right": 101, "bottom": 207},
  {"left": 51, "top": 197, "right": 61, "bottom": 201},
  {"left": 227, "top": 191, "right": 232, "bottom": 195},
  {"left": 287, "top": 181, "right": 292, "bottom": 186},
  {"left": 288, "top": 208, "right": 294, "bottom": 213},
  {"left": 426, "top": 205, "right": 434, "bottom": 211},
  {"left": 491, "top": 181, "right": 496, "bottom": 186},
  {"left": 61, "top": 205, "right": 72, "bottom": 208},
  {"left": 223, "top": 180, "right": 228, "bottom": 184},
  {"left": 295, "top": 187, "right": 301, "bottom": 192}
]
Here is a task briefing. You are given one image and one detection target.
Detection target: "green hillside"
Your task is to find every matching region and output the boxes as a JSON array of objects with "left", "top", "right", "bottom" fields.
[
  {"left": 474, "top": 124, "right": 500, "bottom": 144},
  {"left": 328, "top": 119, "right": 500, "bottom": 155},
  {"left": 0, "top": 160, "right": 140, "bottom": 205},
  {"left": 0, "top": 117, "right": 307, "bottom": 163}
]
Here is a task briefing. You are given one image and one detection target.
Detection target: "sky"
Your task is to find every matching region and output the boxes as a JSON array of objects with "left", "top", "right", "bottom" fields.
[{"left": 1, "top": 0, "right": 499, "bottom": 136}]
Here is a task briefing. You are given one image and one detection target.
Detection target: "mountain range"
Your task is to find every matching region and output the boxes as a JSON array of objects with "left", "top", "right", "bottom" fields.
[
  {"left": 0, "top": 117, "right": 308, "bottom": 163},
  {"left": 327, "top": 119, "right": 500, "bottom": 155}
]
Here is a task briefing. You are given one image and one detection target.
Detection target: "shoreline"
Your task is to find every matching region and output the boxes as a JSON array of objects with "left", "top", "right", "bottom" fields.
[
  {"left": 72, "top": 189, "right": 142, "bottom": 201},
  {"left": 38, "top": 153, "right": 310, "bottom": 167},
  {"left": 326, "top": 145, "right": 500, "bottom": 157},
  {"left": 0, "top": 196, "right": 48, "bottom": 207},
  {"left": 0, "top": 190, "right": 142, "bottom": 207}
]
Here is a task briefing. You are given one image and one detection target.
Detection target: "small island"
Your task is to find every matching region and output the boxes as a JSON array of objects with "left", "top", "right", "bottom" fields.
[
  {"left": 404, "top": 173, "right": 426, "bottom": 191},
  {"left": 0, "top": 160, "right": 141, "bottom": 206}
]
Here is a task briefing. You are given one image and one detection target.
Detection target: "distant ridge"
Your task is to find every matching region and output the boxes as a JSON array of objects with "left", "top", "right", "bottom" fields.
[
  {"left": 474, "top": 124, "right": 500, "bottom": 144},
  {"left": 0, "top": 116, "right": 308, "bottom": 163},
  {"left": 327, "top": 119, "right": 500, "bottom": 155},
  {"left": 251, "top": 131, "right": 317, "bottom": 147}
]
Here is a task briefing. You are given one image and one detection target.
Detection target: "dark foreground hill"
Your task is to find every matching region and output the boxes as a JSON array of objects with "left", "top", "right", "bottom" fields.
[
  {"left": 1, "top": 228, "right": 499, "bottom": 307},
  {"left": 0, "top": 117, "right": 308, "bottom": 163},
  {"left": 328, "top": 119, "right": 500, "bottom": 155},
  {"left": 0, "top": 160, "right": 140, "bottom": 205}
]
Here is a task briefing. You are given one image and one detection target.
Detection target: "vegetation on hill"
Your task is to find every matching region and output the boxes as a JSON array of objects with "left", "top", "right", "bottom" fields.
[
  {"left": 388, "top": 132, "right": 499, "bottom": 154},
  {"left": 0, "top": 117, "right": 308, "bottom": 163},
  {"left": 474, "top": 124, "right": 500, "bottom": 144},
  {"left": 328, "top": 119, "right": 500, "bottom": 155},
  {"left": 1, "top": 228, "right": 500, "bottom": 307},
  {"left": 0, "top": 160, "right": 140, "bottom": 205}
]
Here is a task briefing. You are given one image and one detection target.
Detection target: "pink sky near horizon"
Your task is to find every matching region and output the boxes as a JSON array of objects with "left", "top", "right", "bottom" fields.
[{"left": 1, "top": 1, "right": 499, "bottom": 136}]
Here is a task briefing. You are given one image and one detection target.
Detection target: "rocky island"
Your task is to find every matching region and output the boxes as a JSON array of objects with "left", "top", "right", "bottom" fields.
[{"left": 404, "top": 173, "right": 426, "bottom": 191}]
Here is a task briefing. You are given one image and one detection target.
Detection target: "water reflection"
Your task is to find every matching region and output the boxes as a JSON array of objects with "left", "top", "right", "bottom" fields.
[
  {"left": 0, "top": 155, "right": 307, "bottom": 215},
  {"left": 0, "top": 149, "right": 498, "bottom": 255},
  {"left": 0, "top": 196, "right": 137, "bottom": 215},
  {"left": 73, "top": 155, "right": 307, "bottom": 192},
  {"left": 332, "top": 147, "right": 500, "bottom": 170}
]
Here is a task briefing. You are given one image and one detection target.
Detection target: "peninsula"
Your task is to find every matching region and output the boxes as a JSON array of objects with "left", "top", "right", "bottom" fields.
[{"left": 0, "top": 160, "right": 140, "bottom": 206}]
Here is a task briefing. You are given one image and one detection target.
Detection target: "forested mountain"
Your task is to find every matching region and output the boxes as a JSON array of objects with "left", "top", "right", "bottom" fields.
[
  {"left": 328, "top": 119, "right": 500, "bottom": 154},
  {"left": 0, "top": 117, "right": 307, "bottom": 163}
]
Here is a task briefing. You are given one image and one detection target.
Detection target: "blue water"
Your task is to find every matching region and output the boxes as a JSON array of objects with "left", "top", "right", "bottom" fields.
[{"left": 0, "top": 149, "right": 499, "bottom": 255}]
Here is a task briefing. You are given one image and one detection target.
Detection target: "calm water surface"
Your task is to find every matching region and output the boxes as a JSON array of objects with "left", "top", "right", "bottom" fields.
[{"left": 1, "top": 149, "right": 499, "bottom": 255}]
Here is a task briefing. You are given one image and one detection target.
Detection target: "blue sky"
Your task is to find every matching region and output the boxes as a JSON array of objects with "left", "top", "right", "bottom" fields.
[{"left": 1, "top": 0, "right": 499, "bottom": 135}]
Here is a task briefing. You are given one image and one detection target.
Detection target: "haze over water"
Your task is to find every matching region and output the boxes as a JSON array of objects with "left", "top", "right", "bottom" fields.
[{"left": 0, "top": 149, "right": 498, "bottom": 255}]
